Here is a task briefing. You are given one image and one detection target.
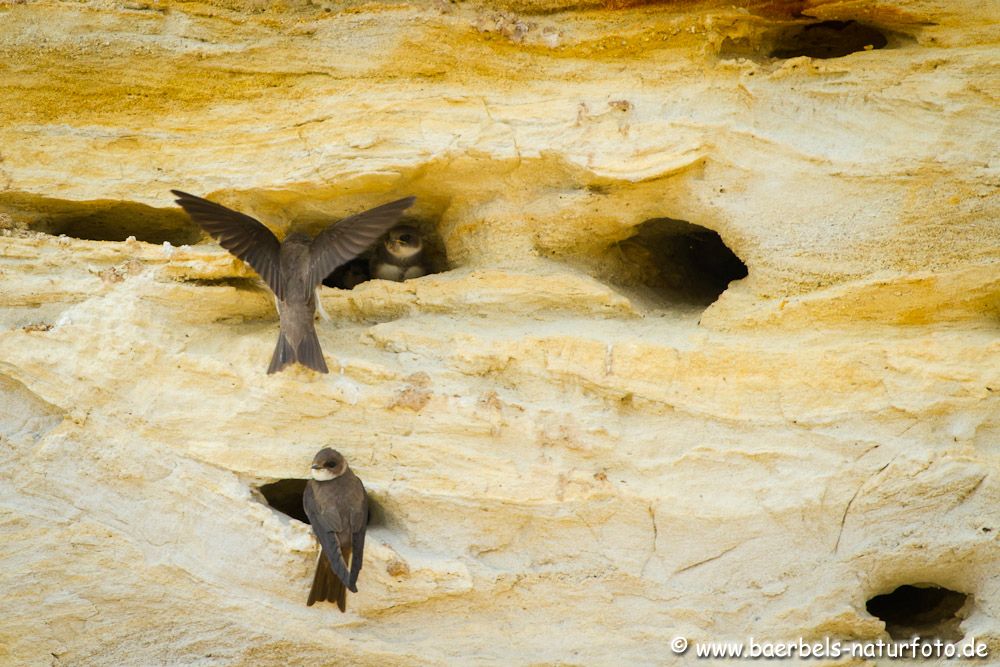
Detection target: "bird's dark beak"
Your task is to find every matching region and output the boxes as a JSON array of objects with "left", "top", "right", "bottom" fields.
[{"left": 311, "top": 464, "right": 322, "bottom": 470}]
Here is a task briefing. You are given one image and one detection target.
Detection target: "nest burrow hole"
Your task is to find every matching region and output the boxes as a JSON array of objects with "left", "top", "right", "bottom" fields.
[
  {"left": 614, "top": 217, "right": 748, "bottom": 307},
  {"left": 256, "top": 479, "right": 382, "bottom": 527},
  {"left": 866, "top": 585, "right": 970, "bottom": 641},
  {"left": 720, "top": 20, "right": 890, "bottom": 61},
  {"left": 770, "top": 20, "right": 888, "bottom": 59},
  {"left": 0, "top": 198, "right": 202, "bottom": 245},
  {"left": 322, "top": 215, "right": 448, "bottom": 290},
  {"left": 258, "top": 479, "right": 309, "bottom": 523}
]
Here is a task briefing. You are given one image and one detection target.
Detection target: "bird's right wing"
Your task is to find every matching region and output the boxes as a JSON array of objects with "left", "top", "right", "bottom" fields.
[
  {"left": 303, "top": 484, "right": 353, "bottom": 589},
  {"left": 171, "top": 190, "right": 284, "bottom": 299},
  {"left": 307, "top": 196, "right": 416, "bottom": 288},
  {"left": 348, "top": 493, "right": 369, "bottom": 590}
]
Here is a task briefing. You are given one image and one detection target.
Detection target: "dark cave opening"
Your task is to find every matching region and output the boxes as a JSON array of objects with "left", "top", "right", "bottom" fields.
[
  {"left": 617, "top": 217, "right": 748, "bottom": 307},
  {"left": 258, "top": 478, "right": 309, "bottom": 524},
  {"left": 322, "top": 217, "right": 449, "bottom": 290},
  {"left": 866, "top": 585, "right": 969, "bottom": 641},
  {"left": 0, "top": 194, "right": 202, "bottom": 245},
  {"left": 769, "top": 20, "right": 888, "bottom": 59},
  {"left": 256, "top": 478, "right": 381, "bottom": 527}
]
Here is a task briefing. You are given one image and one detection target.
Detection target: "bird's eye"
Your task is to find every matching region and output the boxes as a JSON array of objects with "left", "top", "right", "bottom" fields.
[
  {"left": 326, "top": 461, "right": 338, "bottom": 468},
  {"left": 400, "top": 234, "right": 413, "bottom": 244}
]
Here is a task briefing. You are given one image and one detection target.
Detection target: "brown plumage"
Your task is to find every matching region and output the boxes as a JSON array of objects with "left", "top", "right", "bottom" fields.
[
  {"left": 303, "top": 448, "right": 368, "bottom": 611},
  {"left": 171, "top": 190, "right": 414, "bottom": 373},
  {"left": 370, "top": 225, "right": 428, "bottom": 282}
]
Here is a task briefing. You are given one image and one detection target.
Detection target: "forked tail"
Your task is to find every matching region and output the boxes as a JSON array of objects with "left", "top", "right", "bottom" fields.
[
  {"left": 306, "top": 546, "right": 352, "bottom": 611},
  {"left": 267, "top": 324, "right": 329, "bottom": 374},
  {"left": 307, "top": 551, "right": 347, "bottom": 611}
]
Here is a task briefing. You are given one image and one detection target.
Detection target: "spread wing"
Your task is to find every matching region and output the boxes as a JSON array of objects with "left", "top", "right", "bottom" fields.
[
  {"left": 171, "top": 190, "right": 284, "bottom": 299},
  {"left": 308, "top": 196, "right": 416, "bottom": 287},
  {"left": 348, "top": 492, "right": 369, "bottom": 589},
  {"left": 303, "top": 483, "right": 353, "bottom": 590}
]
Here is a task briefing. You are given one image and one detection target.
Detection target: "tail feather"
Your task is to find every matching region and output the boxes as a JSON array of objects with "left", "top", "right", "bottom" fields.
[
  {"left": 336, "top": 572, "right": 347, "bottom": 612},
  {"left": 267, "top": 325, "right": 329, "bottom": 374},
  {"left": 338, "top": 544, "right": 352, "bottom": 610},
  {"left": 307, "top": 551, "right": 346, "bottom": 610},
  {"left": 267, "top": 332, "right": 295, "bottom": 375},
  {"left": 295, "top": 322, "right": 329, "bottom": 374}
]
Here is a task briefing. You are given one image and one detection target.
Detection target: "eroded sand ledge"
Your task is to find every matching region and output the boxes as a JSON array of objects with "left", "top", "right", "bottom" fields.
[{"left": 1, "top": 1, "right": 998, "bottom": 665}]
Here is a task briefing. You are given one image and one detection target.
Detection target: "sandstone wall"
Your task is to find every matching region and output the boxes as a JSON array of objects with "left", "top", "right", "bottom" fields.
[{"left": 1, "top": 1, "right": 998, "bottom": 665}]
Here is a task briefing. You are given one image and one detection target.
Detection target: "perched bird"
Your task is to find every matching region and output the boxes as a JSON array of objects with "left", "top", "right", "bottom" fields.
[
  {"left": 370, "top": 225, "right": 428, "bottom": 282},
  {"left": 303, "top": 448, "right": 369, "bottom": 611},
  {"left": 171, "top": 190, "right": 414, "bottom": 374},
  {"left": 323, "top": 257, "right": 370, "bottom": 290}
]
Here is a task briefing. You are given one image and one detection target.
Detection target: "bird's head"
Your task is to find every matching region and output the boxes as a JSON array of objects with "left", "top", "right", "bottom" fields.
[
  {"left": 310, "top": 448, "right": 349, "bottom": 481},
  {"left": 384, "top": 225, "right": 423, "bottom": 259}
]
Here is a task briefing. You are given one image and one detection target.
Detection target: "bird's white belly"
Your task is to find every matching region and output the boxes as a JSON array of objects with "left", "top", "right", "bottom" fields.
[
  {"left": 403, "top": 266, "right": 426, "bottom": 280},
  {"left": 373, "top": 264, "right": 405, "bottom": 281}
]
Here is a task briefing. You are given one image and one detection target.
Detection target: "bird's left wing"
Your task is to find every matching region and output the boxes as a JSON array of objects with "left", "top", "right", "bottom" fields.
[
  {"left": 303, "top": 484, "right": 353, "bottom": 589},
  {"left": 307, "top": 196, "right": 416, "bottom": 287},
  {"left": 348, "top": 492, "right": 369, "bottom": 590},
  {"left": 171, "top": 190, "right": 285, "bottom": 299}
]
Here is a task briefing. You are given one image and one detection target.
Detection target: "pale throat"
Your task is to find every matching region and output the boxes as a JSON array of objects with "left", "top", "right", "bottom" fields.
[
  {"left": 310, "top": 467, "right": 344, "bottom": 481},
  {"left": 389, "top": 243, "right": 421, "bottom": 259}
]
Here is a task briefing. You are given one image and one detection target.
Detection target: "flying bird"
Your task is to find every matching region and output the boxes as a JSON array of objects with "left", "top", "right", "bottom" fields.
[
  {"left": 370, "top": 225, "right": 428, "bottom": 282},
  {"left": 172, "top": 190, "right": 415, "bottom": 373},
  {"left": 303, "top": 448, "right": 369, "bottom": 611}
]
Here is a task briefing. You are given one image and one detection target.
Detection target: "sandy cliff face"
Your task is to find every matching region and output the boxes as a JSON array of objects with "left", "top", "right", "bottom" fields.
[{"left": 1, "top": 1, "right": 998, "bottom": 665}]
